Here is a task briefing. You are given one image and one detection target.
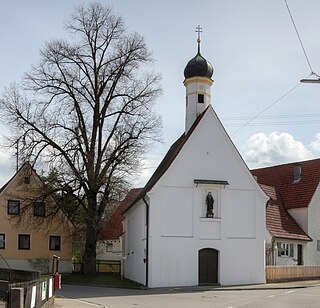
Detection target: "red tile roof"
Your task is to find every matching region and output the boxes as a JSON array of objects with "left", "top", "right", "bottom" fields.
[
  {"left": 253, "top": 159, "right": 320, "bottom": 242},
  {"left": 265, "top": 200, "right": 311, "bottom": 241},
  {"left": 251, "top": 158, "right": 320, "bottom": 209},
  {"left": 259, "top": 184, "right": 277, "bottom": 201},
  {"left": 99, "top": 188, "right": 143, "bottom": 240}
]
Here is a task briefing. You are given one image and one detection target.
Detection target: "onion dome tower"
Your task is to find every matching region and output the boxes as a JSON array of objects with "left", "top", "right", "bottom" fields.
[{"left": 184, "top": 26, "right": 214, "bottom": 133}]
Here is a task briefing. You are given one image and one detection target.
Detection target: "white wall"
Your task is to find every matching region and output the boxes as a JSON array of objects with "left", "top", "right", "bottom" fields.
[
  {"left": 287, "top": 207, "right": 308, "bottom": 234},
  {"left": 304, "top": 184, "right": 320, "bottom": 265},
  {"left": 123, "top": 200, "right": 146, "bottom": 285},
  {"left": 144, "top": 108, "right": 268, "bottom": 287},
  {"left": 96, "top": 239, "right": 122, "bottom": 261}
]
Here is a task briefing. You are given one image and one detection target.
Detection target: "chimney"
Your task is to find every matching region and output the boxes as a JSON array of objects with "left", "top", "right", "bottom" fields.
[{"left": 293, "top": 164, "right": 302, "bottom": 184}]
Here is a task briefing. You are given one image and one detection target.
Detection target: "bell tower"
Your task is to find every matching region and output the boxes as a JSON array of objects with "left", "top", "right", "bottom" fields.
[{"left": 183, "top": 26, "right": 214, "bottom": 133}]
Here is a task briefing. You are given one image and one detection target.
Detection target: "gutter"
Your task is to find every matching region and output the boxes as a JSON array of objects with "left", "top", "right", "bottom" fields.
[{"left": 142, "top": 196, "right": 149, "bottom": 288}]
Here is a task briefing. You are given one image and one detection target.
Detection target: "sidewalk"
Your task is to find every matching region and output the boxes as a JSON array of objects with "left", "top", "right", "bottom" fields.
[
  {"left": 153, "top": 279, "right": 320, "bottom": 293},
  {"left": 208, "top": 279, "right": 320, "bottom": 291}
]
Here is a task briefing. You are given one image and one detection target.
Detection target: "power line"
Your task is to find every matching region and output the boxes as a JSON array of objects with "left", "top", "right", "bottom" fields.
[
  {"left": 222, "top": 113, "right": 320, "bottom": 127},
  {"left": 222, "top": 113, "right": 320, "bottom": 121},
  {"left": 284, "top": 0, "right": 317, "bottom": 75},
  {"left": 229, "top": 82, "right": 301, "bottom": 136},
  {"left": 206, "top": 81, "right": 302, "bottom": 154}
]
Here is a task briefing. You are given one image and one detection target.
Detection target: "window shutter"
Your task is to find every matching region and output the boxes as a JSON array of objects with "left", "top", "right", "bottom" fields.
[
  {"left": 290, "top": 244, "right": 294, "bottom": 257},
  {"left": 277, "top": 243, "right": 281, "bottom": 257}
]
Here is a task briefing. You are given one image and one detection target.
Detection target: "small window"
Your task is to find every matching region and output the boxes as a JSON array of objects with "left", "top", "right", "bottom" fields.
[
  {"left": 277, "top": 242, "right": 294, "bottom": 257},
  {"left": 24, "top": 176, "right": 30, "bottom": 184},
  {"left": 198, "top": 94, "right": 204, "bottom": 103},
  {"left": 18, "top": 234, "right": 30, "bottom": 250},
  {"left": 106, "top": 242, "right": 113, "bottom": 252},
  {"left": 49, "top": 236, "right": 61, "bottom": 251},
  {"left": 317, "top": 240, "right": 320, "bottom": 252},
  {"left": 0, "top": 234, "right": 5, "bottom": 249},
  {"left": 34, "top": 202, "right": 45, "bottom": 217},
  {"left": 7, "top": 200, "right": 20, "bottom": 215}
]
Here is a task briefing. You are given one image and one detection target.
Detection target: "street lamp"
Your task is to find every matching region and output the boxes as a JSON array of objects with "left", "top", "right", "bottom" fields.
[
  {"left": 300, "top": 78, "right": 320, "bottom": 84},
  {"left": 300, "top": 73, "right": 320, "bottom": 84}
]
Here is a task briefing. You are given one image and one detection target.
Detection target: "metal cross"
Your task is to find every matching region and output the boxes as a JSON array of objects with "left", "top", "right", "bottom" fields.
[{"left": 195, "top": 25, "right": 202, "bottom": 43}]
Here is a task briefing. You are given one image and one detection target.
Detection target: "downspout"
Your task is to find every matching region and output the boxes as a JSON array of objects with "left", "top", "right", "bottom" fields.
[{"left": 143, "top": 196, "right": 149, "bottom": 288}]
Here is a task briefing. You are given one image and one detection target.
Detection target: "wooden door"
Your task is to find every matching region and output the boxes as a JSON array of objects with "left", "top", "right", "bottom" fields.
[
  {"left": 198, "top": 248, "right": 218, "bottom": 284},
  {"left": 297, "top": 244, "right": 303, "bottom": 265}
]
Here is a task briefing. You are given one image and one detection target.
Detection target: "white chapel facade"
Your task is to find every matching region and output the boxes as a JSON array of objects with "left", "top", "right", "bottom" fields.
[{"left": 122, "top": 29, "right": 268, "bottom": 287}]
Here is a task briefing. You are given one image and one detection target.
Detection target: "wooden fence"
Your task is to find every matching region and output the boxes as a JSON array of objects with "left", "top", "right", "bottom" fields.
[
  {"left": 9, "top": 276, "right": 55, "bottom": 308},
  {"left": 73, "top": 260, "right": 121, "bottom": 274},
  {"left": 266, "top": 266, "right": 320, "bottom": 283},
  {"left": 0, "top": 268, "right": 40, "bottom": 301}
]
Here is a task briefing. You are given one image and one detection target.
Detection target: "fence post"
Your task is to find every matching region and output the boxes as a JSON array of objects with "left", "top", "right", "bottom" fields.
[{"left": 9, "top": 288, "right": 24, "bottom": 308}]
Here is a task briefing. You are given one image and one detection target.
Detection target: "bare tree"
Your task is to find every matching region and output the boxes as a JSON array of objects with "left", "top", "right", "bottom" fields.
[{"left": 0, "top": 3, "right": 162, "bottom": 275}]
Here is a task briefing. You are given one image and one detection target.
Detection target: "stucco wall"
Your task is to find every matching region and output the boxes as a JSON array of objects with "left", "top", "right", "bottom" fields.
[
  {"left": 0, "top": 259, "right": 72, "bottom": 273},
  {"left": 123, "top": 200, "right": 146, "bottom": 285},
  {"left": 96, "top": 239, "right": 122, "bottom": 261},
  {"left": 0, "top": 164, "right": 72, "bottom": 271},
  {"left": 135, "top": 109, "right": 268, "bottom": 287},
  {"left": 305, "top": 184, "right": 320, "bottom": 265},
  {"left": 287, "top": 207, "right": 308, "bottom": 234}
]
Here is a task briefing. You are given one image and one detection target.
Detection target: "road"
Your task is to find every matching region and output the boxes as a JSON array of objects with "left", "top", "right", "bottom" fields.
[{"left": 56, "top": 284, "right": 320, "bottom": 308}]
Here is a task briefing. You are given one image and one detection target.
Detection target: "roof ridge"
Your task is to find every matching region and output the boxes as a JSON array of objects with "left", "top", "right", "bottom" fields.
[
  {"left": 251, "top": 157, "right": 320, "bottom": 171},
  {"left": 124, "top": 108, "right": 210, "bottom": 213}
]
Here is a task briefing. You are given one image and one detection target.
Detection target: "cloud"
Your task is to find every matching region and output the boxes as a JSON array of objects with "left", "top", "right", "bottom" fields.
[
  {"left": 310, "top": 133, "right": 320, "bottom": 152},
  {"left": 243, "top": 132, "right": 315, "bottom": 169}
]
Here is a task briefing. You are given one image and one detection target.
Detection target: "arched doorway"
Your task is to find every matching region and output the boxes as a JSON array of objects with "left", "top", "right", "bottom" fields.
[{"left": 198, "top": 248, "right": 218, "bottom": 284}]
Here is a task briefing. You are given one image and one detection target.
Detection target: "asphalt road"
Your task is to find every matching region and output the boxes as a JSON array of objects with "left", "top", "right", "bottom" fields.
[{"left": 56, "top": 284, "right": 320, "bottom": 308}]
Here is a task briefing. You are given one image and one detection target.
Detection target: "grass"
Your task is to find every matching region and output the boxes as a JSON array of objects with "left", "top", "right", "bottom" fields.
[{"left": 61, "top": 273, "right": 143, "bottom": 289}]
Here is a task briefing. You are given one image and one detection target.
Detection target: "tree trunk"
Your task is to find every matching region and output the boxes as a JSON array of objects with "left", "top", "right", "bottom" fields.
[{"left": 83, "top": 199, "right": 98, "bottom": 276}]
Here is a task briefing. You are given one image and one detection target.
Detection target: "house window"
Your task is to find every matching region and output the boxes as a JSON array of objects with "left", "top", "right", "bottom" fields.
[
  {"left": 106, "top": 242, "right": 113, "bottom": 252},
  {"left": 24, "top": 176, "right": 30, "bottom": 184},
  {"left": 0, "top": 234, "right": 5, "bottom": 249},
  {"left": 34, "top": 202, "right": 45, "bottom": 217},
  {"left": 18, "top": 234, "right": 30, "bottom": 250},
  {"left": 7, "top": 200, "right": 20, "bottom": 215},
  {"left": 49, "top": 236, "right": 61, "bottom": 251},
  {"left": 198, "top": 94, "right": 204, "bottom": 103},
  {"left": 277, "top": 242, "right": 294, "bottom": 257},
  {"left": 317, "top": 240, "right": 320, "bottom": 252}
]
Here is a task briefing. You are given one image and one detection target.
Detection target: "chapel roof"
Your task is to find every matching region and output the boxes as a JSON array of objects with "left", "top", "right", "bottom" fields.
[
  {"left": 251, "top": 158, "right": 320, "bottom": 209},
  {"left": 184, "top": 45, "right": 213, "bottom": 79},
  {"left": 99, "top": 188, "right": 143, "bottom": 240},
  {"left": 124, "top": 107, "right": 209, "bottom": 213}
]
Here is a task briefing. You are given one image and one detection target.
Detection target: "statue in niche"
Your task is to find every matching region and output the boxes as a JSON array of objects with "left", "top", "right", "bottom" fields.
[{"left": 206, "top": 191, "right": 214, "bottom": 218}]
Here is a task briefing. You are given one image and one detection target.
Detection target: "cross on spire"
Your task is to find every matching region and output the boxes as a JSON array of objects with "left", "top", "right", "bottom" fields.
[
  {"left": 195, "top": 25, "right": 202, "bottom": 54},
  {"left": 196, "top": 25, "right": 202, "bottom": 42}
]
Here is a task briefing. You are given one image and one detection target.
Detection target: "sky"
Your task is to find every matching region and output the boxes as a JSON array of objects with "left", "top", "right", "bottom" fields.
[{"left": 1, "top": 0, "right": 320, "bottom": 187}]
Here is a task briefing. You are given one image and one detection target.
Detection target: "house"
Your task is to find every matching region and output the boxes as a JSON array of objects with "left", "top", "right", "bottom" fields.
[
  {"left": 97, "top": 188, "right": 142, "bottom": 261},
  {"left": 0, "top": 162, "right": 73, "bottom": 273},
  {"left": 251, "top": 159, "right": 320, "bottom": 266},
  {"left": 122, "top": 35, "right": 269, "bottom": 288}
]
